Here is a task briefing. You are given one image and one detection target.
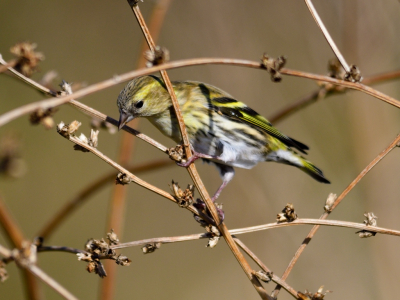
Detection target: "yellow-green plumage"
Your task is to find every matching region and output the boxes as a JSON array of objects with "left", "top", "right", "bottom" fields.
[{"left": 117, "top": 76, "right": 329, "bottom": 199}]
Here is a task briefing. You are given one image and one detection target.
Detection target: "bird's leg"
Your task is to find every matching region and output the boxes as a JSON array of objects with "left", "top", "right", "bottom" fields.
[
  {"left": 212, "top": 163, "right": 235, "bottom": 201},
  {"left": 176, "top": 149, "right": 217, "bottom": 167}
]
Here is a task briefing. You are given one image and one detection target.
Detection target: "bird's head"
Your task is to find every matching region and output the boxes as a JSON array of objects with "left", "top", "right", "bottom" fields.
[{"left": 117, "top": 75, "right": 170, "bottom": 130}]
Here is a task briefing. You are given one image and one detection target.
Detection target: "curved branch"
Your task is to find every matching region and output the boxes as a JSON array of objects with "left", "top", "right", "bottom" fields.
[{"left": 2, "top": 58, "right": 400, "bottom": 128}]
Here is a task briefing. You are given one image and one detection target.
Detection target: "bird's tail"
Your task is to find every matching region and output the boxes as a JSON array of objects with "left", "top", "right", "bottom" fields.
[
  {"left": 298, "top": 157, "right": 330, "bottom": 184},
  {"left": 267, "top": 150, "right": 330, "bottom": 184}
]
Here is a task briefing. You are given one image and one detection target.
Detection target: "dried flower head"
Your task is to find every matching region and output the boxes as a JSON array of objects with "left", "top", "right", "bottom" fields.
[
  {"left": 115, "top": 254, "right": 132, "bottom": 266},
  {"left": 356, "top": 212, "right": 378, "bottom": 238},
  {"left": 142, "top": 243, "right": 161, "bottom": 254},
  {"left": 0, "top": 261, "right": 8, "bottom": 283},
  {"left": 91, "top": 118, "right": 117, "bottom": 134},
  {"left": 324, "top": 193, "right": 337, "bottom": 212},
  {"left": 170, "top": 180, "right": 195, "bottom": 208},
  {"left": 77, "top": 252, "right": 93, "bottom": 262},
  {"left": 299, "top": 286, "right": 332, "bottom": 300},
  {"left": 344, "top": 64, "right": 363, "bottom": 83},
  {"left": 277, "top": 203, "right": 297, "bottom": 223},
  {"left": 89, "top": 129, "right": 99, "bottom": 148},
  {"left": 10, "top": 42, "right": 44, "bottom": 76},
  {"left": 0, "top": 134, "right": 27, "bottom": 178},
  {"left": 261, "top": 53, "right": 287, "bottom": 82},
  {"left": 107, "top": 229, "right": 120, "bottom": 245},
  {"left": 206, "top": 236, "right": 220, "bottom": 248},
  {"left": 144, "top": 46, "right": 170, "bottom": 67},
  {"left": 30, "top": 107, "right": 58, "bottom": 129},
  {"left": 167, "top": 145, "right": 184, "bottom": 163},
  {"left": 363, "top": 212, "right": 378, "bottom": 226},
  {"left": 115, "top": 172, "right": 133, "bottom": 185}
]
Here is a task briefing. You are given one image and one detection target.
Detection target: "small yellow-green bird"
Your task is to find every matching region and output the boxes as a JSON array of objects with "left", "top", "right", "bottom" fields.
[{"left": 117, "top": 75, "right": 330, "bottom": 200}]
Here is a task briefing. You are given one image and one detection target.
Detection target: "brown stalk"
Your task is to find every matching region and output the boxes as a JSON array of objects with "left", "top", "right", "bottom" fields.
[
  {"left": 304, "top": 0, "right": 350, "bottom": 73},
  {"left": 37, "top": 159, "right": 172, "bottom": 240},
  {"left": 233, "top": 237, "right": 298, "bottom": 299},
  {"left": 269, "top": 69, "right": 400, "bottom": 124},
  {"left": 128, "top": 3, "right": 270, "bottom": 299},
  {"left": 102, "top": 1, "right": 171, "bottom": 299},
  {"left": 0, "top": 195, "right": 41, "bottom": 300},
  {"left": 2, "top": 58, "right": 400, "bottom": 129},
  {"left": 271, "top": 133, "right": 400, "bottom": 298},
  {"left": 111, "top": 218, "right": 400, "bottom": 250}
]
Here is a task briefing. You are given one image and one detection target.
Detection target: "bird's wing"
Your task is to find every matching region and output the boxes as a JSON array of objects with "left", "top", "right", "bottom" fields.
[{"left": 211, "top": 97, "right": 309, "bottom": 154}]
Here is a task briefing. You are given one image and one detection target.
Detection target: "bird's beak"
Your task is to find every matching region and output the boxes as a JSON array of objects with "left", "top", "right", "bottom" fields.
[{"left": 118, "top": 111, "right": 134, "bottom": 130}]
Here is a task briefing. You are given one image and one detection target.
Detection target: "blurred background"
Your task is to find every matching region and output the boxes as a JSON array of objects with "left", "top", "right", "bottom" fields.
[{"left": 1, "top": 0, "right": 400, "bottom": 299}]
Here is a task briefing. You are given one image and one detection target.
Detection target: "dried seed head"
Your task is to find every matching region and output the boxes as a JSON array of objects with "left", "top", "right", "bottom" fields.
[
  {"left": 30, "top": 107, "right": 57, "bottom": 129},
  {"left": 142, "top": 243, "right": 161, "bottom": 254},
  {"left": 277, "top": 203, "right": 297, "bottom": 222},
  {"left": 115, "top": 172, "right": 133, "bottom": 185},
  {"left": 89, "top": 129, "right": 99, "bottom": 148},
  {"left": 59, "top": 80, "right": 73, "bottom": 95},
  {"left": 254, "top": 270, "right": 273, "bottom": 283},
  {"left": 144, "top": 46, "right": 170, "bottom": 67},
  {"left": 167, "top": 145, "right": 184, "bottom": 163},
  {"left": 10, "top": 42, "right": 44, "bottom": 76},
  {"left": 261, "top": 53, "right": 287, "bottom": 82},
  {"left": 0, "top": 261, "right": 9, "bottom": 283},
  {"left": 363, "top": 212, "right": 378, "bottom": 226},
  {"left": 115, "top": 254, "right": 132, "bottom": 266},
  {"left": 299, "top": 286, "right": 332, "bottom": 300},
  {"left": 107, "top": 229, "right": 119, "bottom": 245},
  {"left": 169, "top": 180, "right": 194, "bottom": 208},
  {"left": 324, "top": 193, "right": 337, "bottom": 212},
  {"left": 206, "top": 236, "right": 220, "bottom": 248},
  {"left": 344, "top": 64, "right": 363, "bottom": 83},
  {"left": 77, "top": 252, "right": 93, "bottom": 262},
  {"left": 91, "top": 118, "right": 117, "bottom": 134},
  {"left": 0, "top": 134, "right": 27, "bottom": 178}
]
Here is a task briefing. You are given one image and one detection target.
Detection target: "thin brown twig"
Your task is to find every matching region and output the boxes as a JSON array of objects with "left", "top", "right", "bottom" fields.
[
  {"left": 271, "top": 133, "right": 400, "bottom": 298},
  {"left": 304, "top": 0, "right": 350, "bottom": 73},
  {"left": 269, "top": 68, "right": 400, "bottom": 124},
  {"left": 0, "top": 58, "right": 17, "bottom": 74},
  {"left": 0, "top": 195, "right": 25, "bottom": 247},
  {"left": 60, "top": 133, "right": 210, "bottom": 222},
  {"left": 0, "top": 243, "right": 76, "bottom": 300},
  {"left": 111, "top": 218, "right": 400, "bottom": 250},
  {"left": 2, "top": 58, "right": 400, "bottom": 129},
  {"left": 37, "top": 159, "right": 172, "bottom": 240},
  {"left": 128, "top": 4, "right": 269, "bottom": 298},
  {"left": 233, "top": 237, "right": 298, "bottom": 299},
  {"left": 102, "top": 2, "right": 171, "bottom": 298},
  {"left": 0, "top": 54, "right": 57, "bottom": 96},
  {"left": 0, "top": 195, "right": 41, "bottom": 300}
]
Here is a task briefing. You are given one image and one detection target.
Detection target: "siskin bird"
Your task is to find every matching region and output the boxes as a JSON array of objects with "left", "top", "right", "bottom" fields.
[{"left": 117, "top": 75, "right": 330, "bottom": 200}]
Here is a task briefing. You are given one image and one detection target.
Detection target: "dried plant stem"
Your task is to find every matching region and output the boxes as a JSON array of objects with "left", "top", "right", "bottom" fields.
[
  {"left": 128, "top": 4, "right": 269, "bottom": 299},
  {"left": 0, "top": 243, "right": 75, "bottom": 300},
  {"left": 37, "top": 159, "right": 172, "bottom": 239},
  {"left": 233, "top": 237, "right": 298, "bottom": 299},
  {"left": 304, "top": 0, "right": 350, "bottom": 72},
  {"left": 0, "top": 195, "right": 25, "bottom": 246},
  {"left": 28, "top": 264, "right": 78, "bottom": 300},
  {"left": 0, "top": 54, "right": 57, "bottom": 96},
  {"left": 102, "top": 2, "right": 171, "bottom": 299},
  {"left": 2, "top": 58, "right": 400, "bottom": 129},
  {"left": 269, "top": 68, "right": 400, "bottom": 124},
  {"left": 271, "top": 133, "right": 400, "bottom": 298},
  {"left": 0, "top": 196, "right": 41, "bottom": 300},
  {"left": 111, "top": 218, "right": 400, "bottom": 250},
  {"left": 0, "top": 57, "right": 17, "bottom": 74}
]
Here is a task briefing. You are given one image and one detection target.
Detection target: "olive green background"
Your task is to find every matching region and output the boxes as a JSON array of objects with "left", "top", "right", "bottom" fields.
[{"left": 1, "top": 1, "right": 400, "bottom": 299}]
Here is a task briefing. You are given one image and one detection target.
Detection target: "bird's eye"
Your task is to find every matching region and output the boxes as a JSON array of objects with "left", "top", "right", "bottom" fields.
[{"left": 135, "top": 100, "right": 144, "bottom": 109}]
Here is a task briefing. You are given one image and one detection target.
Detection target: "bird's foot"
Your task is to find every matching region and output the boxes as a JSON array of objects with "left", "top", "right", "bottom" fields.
[{"left": 193, "top": 198, "right": 225, "bottom": 224}]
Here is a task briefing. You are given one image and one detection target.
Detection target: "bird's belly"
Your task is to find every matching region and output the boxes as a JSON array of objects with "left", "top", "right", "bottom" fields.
[{"left": 191, "top": 134, "right": 266, "bottom": 169}]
